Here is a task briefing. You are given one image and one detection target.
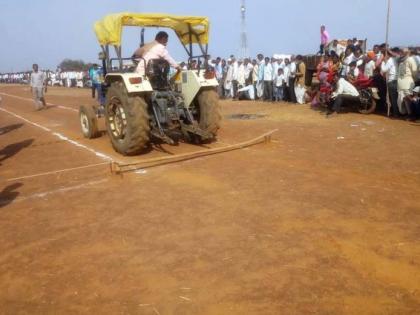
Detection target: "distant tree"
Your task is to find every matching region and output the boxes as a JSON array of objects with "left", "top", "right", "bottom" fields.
[{"left": 58, "top": 59, "right": 91, "bottom": 71}]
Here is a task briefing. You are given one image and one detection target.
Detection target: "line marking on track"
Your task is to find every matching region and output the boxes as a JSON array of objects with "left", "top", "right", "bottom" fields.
[
  {"left": 0, "top": 106, "right": 115, "bottom": 163},
  {"left": 5, "top": 162, "right": 111, "bottom": 182},
  {"left": 3, "top": 179, "right": 109, "bottom": 205},
  {"left": 0, "top": 92, "right": 78, "bottom": 112}
]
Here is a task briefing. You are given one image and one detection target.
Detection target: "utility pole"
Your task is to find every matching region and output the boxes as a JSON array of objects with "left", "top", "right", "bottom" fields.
[
  {"left": 385, "top": 0, "right": 392, "bottom": 117},
  {"left": 240, "top": 0, "right": 249, "bottom": 58},
  {"left": 385, "top": 0, "right": 391, "bottom": 48}
]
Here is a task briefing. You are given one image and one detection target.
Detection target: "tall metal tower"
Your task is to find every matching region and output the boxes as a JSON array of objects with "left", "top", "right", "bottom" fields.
[{"left": 240, "top": 0, "right": 249, "bottom": 58}]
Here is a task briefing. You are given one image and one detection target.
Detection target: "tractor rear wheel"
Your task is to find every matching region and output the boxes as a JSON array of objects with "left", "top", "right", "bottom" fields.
[
  {"left": 196, "top": 90, "right": 221, "bottom": 138},
  {"left": 79, "top": 105, "right": 100, "bottom": 139},
  {"left": 105, "top": 82, "right": 150, "bottom": 155}
]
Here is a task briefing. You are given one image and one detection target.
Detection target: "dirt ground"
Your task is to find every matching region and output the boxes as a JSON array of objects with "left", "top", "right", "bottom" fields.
[{"left": 0, "top": 84, "right": 420, "bottom": 315}]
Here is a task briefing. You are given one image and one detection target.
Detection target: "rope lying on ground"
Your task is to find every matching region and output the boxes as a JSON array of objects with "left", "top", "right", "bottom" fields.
[
  {"left": 111, "top": 129, "right": 278, "bottom": 174},
  {"left": 5, "top": 162, "right": 110, "bottom": 182},
  {"left": 4, "top": 130, "right": 278, "bottom": 181}
]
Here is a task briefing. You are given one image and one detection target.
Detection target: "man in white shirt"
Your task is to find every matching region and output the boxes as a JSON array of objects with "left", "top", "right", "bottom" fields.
[
  {"left": 342, "top": 48, "right": 356, "bottom": 77},
  {"left": 283, "top": 58, "right": 291, "bottom": 101},
  {"left": 134, "top": 31, "right": 179, "bottom": 76},
  {"left": 330, "top": 39, "right": 346, "bottom": 57},
  {"left": 262, "top": 57, "right": 274, "bottom": 101},
  {"left": 231, "top": 56, "right": 239, "bottom": 99},
  {"left": 237, "top": 59, "right": 246, "bottom": 88},
  {"left": 327, "top": 75, "right": 360, "bottom": 116},
  {"left": 364, "top": 52, "right": 376, "bottom": 78},
  {"left": 288, "top": 56, "right": 297, "bottom": 102},
  {"left": 274, "top": 68, "right": 285, "bottom": 101},
  {"left": 237, "top": 79, "right": 255, "bottom": 100},
  {"left": 243, "top": 58, "right": 253, "bottom": 83},
  {"left": 224, "top": 59, "right": 234, "bottom": 98},
  {"left": 256, "top": 54, "right": 265, "bottom": 99},
  {"left": 397, "top": 48, "right": 418, "bottom": 115},
  {"left": 30, "top": 64, "right": 47, "bottom": 110},
  {"left": 251, "top": 59, "right": 259, "bottom": 100},
  {"left": 381, "top": 47, "right": 400, "bottom": 117}
]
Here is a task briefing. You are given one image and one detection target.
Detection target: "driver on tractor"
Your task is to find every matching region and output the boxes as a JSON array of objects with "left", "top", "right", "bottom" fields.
[{"left": 132, "top": 31, "right": 180, "bottom": 76}]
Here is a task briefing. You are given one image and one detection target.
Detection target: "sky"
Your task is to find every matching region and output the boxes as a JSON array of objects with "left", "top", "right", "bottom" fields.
[{"left": 0, "top": 0, "right": 418, "bottom": 72}]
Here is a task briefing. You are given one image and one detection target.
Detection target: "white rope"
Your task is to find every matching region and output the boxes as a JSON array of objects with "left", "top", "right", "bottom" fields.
[{"left": 5, "top": 162, "right": 110, "bottom": 182}]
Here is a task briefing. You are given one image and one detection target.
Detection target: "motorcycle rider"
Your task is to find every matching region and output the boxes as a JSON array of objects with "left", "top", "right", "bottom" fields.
[{"left": 326, "top": 74, "right": 360, "bottom": 117}]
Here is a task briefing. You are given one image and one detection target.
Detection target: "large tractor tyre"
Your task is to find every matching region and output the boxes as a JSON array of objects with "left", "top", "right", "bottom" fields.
[
  {"left": 105, "top": 82, "right": 150, "bottom": 155},
  {"left": 79, "top": 105, "right": 100, "bottom": 139},
  {"left": 196, "top": 90, "right": 222, "bottom": 137},
  {"left": 358, "top": 98, "right": 377, "bottom": 115}
]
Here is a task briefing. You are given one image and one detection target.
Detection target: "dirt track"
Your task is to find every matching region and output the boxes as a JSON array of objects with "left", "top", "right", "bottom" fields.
[{"left": 1, "top": 84, "right": 420, "bottom": 314}]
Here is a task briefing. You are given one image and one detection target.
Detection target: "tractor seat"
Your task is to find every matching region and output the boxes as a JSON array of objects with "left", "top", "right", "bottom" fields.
[{"left": 146, "top": 59, "right": 170, "bottom": 90}]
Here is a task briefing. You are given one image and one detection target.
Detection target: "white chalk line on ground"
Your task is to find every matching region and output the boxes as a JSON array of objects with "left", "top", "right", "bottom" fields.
[
  {"left": 0, "top": 91, "right": 79, "bottom": 112},
  {"left": 1, "top": 179, "right": 108, "bottom": 205},
  {"left": 0, "top": 106, "right": 115, "bottom": 163},
  {"left": 5, "top": 162, "right": 111, "bottom": 182}
]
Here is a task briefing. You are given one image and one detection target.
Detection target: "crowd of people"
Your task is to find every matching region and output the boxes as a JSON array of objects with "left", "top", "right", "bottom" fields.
[
  {"left": 208, "top": 26, "right": 420, "bottom": 120},
  {"left": 0, "top": 69, "right": 91, "bottom": 88},
  {"left": 2, "top": 25, "right": 420, "bottom": 120}
]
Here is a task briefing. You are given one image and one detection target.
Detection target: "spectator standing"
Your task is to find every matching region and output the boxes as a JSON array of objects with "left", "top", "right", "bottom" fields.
[
  {"left": 251, "top": 59, "right": 259, "bottom": 99},
  {"left": 283, "top": 58, "right": 291, "bottom": 101},
  {"left": 294, "top": 55, "right": 307, "bottom": 104},
  {"left": 381, "top": 48, "right": 400, "bottom": 117},
  {"left": 243, "top": 58, "right": 253, "bottom": 83},
  {"left": 262, "top": 57, "right": 274, "bottom": 101},
  {"left": 237, "top": 59, "right": 245, "bottom": 90},
  {"left": 364, "top": 52, "right": 376, "bottom": 78},
  {"left": 288, "top": 56, "right": 297, "bottom": 102},
  {"left": 397, "top": 48, "right": 418, "bottom": 115},
  {"left": 89, "top": 64, "right": 98, "bottom": 98},
  {"left": 214, "top": 57, "right": 223, "bottom": 97},
  {"left": 319, "top": 25, "right": 330, "bottom": 55},
  {"left": 231, "top": 56, "right": 239, "bottom": 98},
  {"left": 274, "top": 68, "right": 285, "bottom": 101},
  {"left": 224, "top": 58, "right": 234, "bottom": 98},
  {"left": 256, "top": 54, "right": 265, "bottom": 99},
  {"left": 30, "top": 64, "right": 47, "bottom": 110}
]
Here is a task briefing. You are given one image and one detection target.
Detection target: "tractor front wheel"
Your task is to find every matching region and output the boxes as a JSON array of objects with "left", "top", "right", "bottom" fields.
[{"left": 79, "top": 105, "right": 100, "bottom": 139}]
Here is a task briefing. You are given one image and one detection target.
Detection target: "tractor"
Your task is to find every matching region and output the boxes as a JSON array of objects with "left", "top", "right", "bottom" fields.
[{"left": 79, "top": 13, "right": 221, "bottom": 155}]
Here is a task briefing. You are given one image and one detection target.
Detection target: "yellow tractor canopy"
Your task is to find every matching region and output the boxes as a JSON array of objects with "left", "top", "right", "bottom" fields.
[{"left": 94, "top": 12, "right": 210, "bottom": 47}]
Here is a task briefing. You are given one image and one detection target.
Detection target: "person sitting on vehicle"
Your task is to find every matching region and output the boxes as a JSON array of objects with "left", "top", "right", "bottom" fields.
[
  {"left": 133, "top": 31, "right": 180, "bottom": 76},
  {"left": 327, "top": 75, "right": 360, "bottom": 117},
  {"left": 330, "top": 40, "right": 346, "bottom": 58},
  {"left": 346, "top": 61, "right": 360, "bottom": 83},
  {"left": 364, "top": 52, "right": 376, "bottom": 78},
  {"left": 405, "top": 86, "right": 420, "bottom": 121}
]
